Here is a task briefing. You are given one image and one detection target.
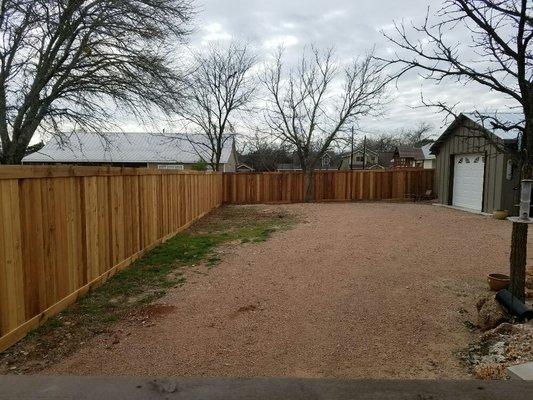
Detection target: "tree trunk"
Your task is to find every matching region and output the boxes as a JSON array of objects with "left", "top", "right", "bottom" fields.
[
  {"left": 509, "top": 221, "right": 528, "bottom": 301},
  {"left": 304, "top": 168, "right": 314, "bottom": 203},
  {"left": 508, "top": 149, "right": 533, "bottom": 300}
]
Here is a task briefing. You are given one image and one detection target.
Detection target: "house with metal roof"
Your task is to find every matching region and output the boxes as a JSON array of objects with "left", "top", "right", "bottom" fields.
[
  {"left": 430, "top": 112, "right": 522, "bottom": 213},
  {"left": 420, "top": 143, "right": 436, "bottom": 169},
  {"left": 22, "top": 132, "right": 238, "bottom": 172}
]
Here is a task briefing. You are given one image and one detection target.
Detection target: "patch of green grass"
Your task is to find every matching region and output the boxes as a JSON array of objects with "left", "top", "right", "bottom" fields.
[{"left": 4, "top": 206, "right": 296, "bottom": 374}]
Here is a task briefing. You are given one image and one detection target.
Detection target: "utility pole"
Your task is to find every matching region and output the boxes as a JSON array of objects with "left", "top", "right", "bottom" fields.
[
  {"left": 362, "top": 135, "right": 367, "bottom": 170},
  {"left": 350, "top": 126, "right": 355, "bottom": 170}
]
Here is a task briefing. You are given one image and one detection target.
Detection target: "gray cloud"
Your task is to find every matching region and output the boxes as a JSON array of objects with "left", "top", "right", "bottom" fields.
[{"left": 189, "top": 0, "right": 515, "bottom": 139}]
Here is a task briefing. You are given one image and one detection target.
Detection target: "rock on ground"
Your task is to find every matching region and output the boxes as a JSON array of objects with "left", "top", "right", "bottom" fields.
[
  {"left": 476, "top": 296, "right": 510, "bottom": 331},
  {"left": 465, "top": 322, "right": 533, "bottom": 380}
]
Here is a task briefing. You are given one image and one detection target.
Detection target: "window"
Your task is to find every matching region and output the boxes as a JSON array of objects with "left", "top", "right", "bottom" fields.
[
  {"left": 157, "top": 164, "right": 184, "bottom": 170},
  {"left": 458, "top": 157, "right": 464, "bottom": 163},
  {"left": 465, "top": 157, "right": 471, "bottom": 163},
  {"left": 473, "top": 156, "right": 480, "bottom": 163},
  {"left": 355, "top": 156, "right": 363, "bottom": 162},
  {"left": 322, "top": 154, "right": 331, "bottom": 168}
]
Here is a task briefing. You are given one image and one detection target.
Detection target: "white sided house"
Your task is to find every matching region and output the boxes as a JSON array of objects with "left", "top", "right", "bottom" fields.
[
  {"left": 23, "top": 132, "right": 237, "bottom": 172},
  {"left": 421, "top": 144, "right": 436, "bottom": 169}
]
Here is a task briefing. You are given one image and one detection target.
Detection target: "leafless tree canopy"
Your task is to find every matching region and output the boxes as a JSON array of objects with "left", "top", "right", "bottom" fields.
[
  {"left": 0, "top": 0, "right": 194, "bottom": 164},
  {"left": 261, "top": 47, "right": 388, "bottom": 200},
  {"left": 178, "top": 43, "right": 256, "bottom": 171},
  {"left": 239, "top": 133, "right": 293, "bottom": 172},
  {"left": 381, "top": 0, "right": 532, "bottom": 299},
  {"left": 354, "top": 122, "right": 434, "bottom": 153},
  {"left": 381, "top": 0, "right": 532, "bottom": 169}
]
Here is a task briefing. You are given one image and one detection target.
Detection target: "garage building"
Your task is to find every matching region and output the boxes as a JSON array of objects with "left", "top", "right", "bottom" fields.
[{"left": 430, "top": 113, "right": 522, "bottom": 214}]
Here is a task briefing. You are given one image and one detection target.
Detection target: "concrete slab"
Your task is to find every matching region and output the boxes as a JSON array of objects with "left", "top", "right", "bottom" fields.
[
  {"left": 433, "top": 203, "right": 493, "bottom": 217},
  {"left": 508, "top": 362, "right": 533, "bottom": 380},
  {"left": 0, "top": 376, "right": 532, "bottom": 400}
]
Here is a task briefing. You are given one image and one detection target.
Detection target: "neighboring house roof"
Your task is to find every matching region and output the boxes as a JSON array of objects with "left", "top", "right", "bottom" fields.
[
  {"left": 420, "top": 144, "right": 436, "bottom": 160},
  {"left": 367, "top": 164, "right": 385, "bottom": 170},
  {"left": 377, "top": 151, "right": 395, "bottom": 168},
  {"left": 430, "top": 112, "right": 522, "bottom": 153},
  {"left": 22, "top": 132, "right": 235, "bottom": 164},
  {"left": 277, "top": 163, "right": 302, "bottom": 170},
  {"left": 395, "top": 146, "right": 425, "bottom": 160},
  {"left": 236, "top": 163, "right": 254, "bottom": 171}
]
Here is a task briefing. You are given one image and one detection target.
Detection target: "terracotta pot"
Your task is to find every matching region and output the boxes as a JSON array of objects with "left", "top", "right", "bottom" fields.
[
  {"left": 492, "top": 210, "right": 509, "bottom": 220},
  {"left": 487, "top": 273, "right": 510, "bottom": 291}
]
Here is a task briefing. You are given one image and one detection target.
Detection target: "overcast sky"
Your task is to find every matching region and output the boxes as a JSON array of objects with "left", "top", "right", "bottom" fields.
[{"left": 181, "top": 0, "right": 514, "bottom": 140}]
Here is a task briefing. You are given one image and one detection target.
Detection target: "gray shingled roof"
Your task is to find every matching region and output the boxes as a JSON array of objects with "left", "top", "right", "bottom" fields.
[
  {"left": 421, "top": 144, "right": 435, "bottom": 160},
  {"left": 23, "top": 132, "right": 235, "bottom": 164}
]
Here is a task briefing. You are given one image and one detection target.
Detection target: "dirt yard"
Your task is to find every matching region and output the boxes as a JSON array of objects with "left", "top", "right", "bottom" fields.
[{"left": 45, "top": 203, "right": 524, "bottom": 378}]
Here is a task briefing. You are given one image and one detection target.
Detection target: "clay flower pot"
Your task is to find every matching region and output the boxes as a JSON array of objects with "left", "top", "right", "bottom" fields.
[
  {"left": 492, "top": 210, "right": 509, "bottom": 220},
  {"left": 487, "top": 273, "right": 510, "bottom": 291}
]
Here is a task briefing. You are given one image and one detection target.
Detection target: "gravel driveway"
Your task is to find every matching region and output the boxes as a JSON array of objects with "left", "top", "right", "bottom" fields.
[{"left": 47, "top": 203, "right": 522, "bottom": 378}]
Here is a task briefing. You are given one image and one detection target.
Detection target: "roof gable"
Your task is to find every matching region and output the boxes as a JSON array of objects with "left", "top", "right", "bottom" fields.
[
  {"left": 23, "top": 132, "right": 235, "bottom": 164},
  {"left": 430, "top": 112, "right": 522, "bottom": 154}
]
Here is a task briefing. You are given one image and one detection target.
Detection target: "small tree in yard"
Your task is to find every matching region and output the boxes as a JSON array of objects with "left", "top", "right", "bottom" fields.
[
  {"left": 261, "top": 47, "right": 388, "bottom": 202},
  {"left": 382, "top": 0, "right": 532, "bottom": 299},
  {"left": 0, "top": 0, "right": 194, "bottom": 165},
  {"left": 178, "top": 43, "right": 256, "bottom": 171}
]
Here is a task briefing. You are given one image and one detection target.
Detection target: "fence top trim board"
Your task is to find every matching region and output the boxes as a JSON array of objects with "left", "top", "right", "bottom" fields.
[
  {"left": 224, "top": 168, "right": 427, "bottom": 175},
  {"left": 0, "top": 165, "right": 221, "bottom": 180}
]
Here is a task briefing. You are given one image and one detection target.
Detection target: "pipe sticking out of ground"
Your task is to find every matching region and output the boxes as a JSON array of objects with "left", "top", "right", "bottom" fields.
[{"left": 496, "top": 289, "right": 533, "bottom": 320}]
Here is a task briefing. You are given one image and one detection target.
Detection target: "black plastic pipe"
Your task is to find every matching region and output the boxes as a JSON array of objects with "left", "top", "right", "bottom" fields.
[{"left": 496, "top": 289, "right": 533, "bottom": 320}]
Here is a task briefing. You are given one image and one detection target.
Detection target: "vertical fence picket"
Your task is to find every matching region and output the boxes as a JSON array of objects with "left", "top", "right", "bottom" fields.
[{"left": 0, "top": 167, "right": 223, "bottom": 352}]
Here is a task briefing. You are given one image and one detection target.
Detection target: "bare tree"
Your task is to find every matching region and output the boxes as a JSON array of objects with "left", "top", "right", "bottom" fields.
[
  {"left": 177, "top": 42, "right": 256, "bottom": 171},
  {"left": 239, "top": 133, "right": 293, "bottom": 171},
  {"left": 358, "top": 122, "right": 435, "bottom": 153},
  {"left": 0, "top": 0, "right": 194, "bottom": 164},
  {"left": 382, "top": 0, "right": 532, "bottom": 299},
  {"left": 399, "top": 122, "right": 434, "bottom": 147},
  {"left": 261, "top": 47, "right": 389, "bottom": 201}
]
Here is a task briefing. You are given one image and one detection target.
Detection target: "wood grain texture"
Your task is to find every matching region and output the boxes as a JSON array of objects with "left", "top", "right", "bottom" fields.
[
  {"left": 0, "top": 167, "right": 223, "bottom": 352},
  {"left": 0, "top": 166, "right": 433, "bottom": 352},
  {"left": 223, "top": 169, "right": 435, "bottom": 204}
]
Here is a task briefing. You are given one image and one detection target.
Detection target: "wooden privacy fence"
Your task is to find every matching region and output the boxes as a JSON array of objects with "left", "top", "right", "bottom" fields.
[
  {"left": 0, "top": 166, "right": 223, "bottom": 352},
  {"left": 0, "top": 166, "right": 433, "bottom": 352},
  {"left": 223, "top": 169, "right": 435, "bottom": 204}
]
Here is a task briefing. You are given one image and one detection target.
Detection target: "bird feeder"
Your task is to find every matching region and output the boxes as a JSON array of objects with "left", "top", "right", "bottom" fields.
[{"left": 508, "top": 179, "right": 533, "bottom": 223}]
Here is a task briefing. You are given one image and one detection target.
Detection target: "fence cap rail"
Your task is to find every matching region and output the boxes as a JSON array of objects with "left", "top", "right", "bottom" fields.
[
  {"left": 0, "top": 165, "right": 222, "bottom": 180},
  {"left": 225, "top": 168, "right": 434, "bottom": 175}
]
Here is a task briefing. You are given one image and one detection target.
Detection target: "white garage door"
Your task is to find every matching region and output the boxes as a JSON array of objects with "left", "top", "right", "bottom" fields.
[{"left": 452, "top": 154, "right": 485, "bottom": 211}]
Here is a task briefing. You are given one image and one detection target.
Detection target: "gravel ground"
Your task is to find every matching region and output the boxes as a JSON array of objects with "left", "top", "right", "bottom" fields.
[{"left": 45, "top": 203, "right": 526, "bottom": 378}]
